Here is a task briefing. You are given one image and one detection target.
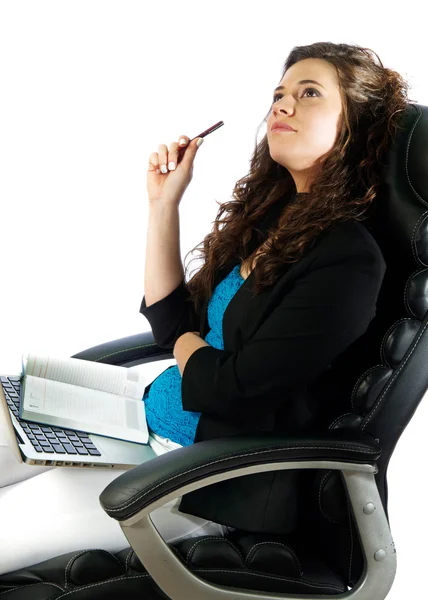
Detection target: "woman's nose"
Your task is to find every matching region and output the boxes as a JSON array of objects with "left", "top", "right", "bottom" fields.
[{"left": 274, "top": 99, "right": 294, "bottom": 116}]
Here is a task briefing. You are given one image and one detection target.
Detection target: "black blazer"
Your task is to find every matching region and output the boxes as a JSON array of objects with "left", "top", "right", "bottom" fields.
[{"left": 139, "top": 201, "right": 387, "bottom": 533}]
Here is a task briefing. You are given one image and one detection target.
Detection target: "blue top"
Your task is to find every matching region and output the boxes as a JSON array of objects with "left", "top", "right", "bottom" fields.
[{"left": 143, "top": 264, "right": 245, "bottom": 446}]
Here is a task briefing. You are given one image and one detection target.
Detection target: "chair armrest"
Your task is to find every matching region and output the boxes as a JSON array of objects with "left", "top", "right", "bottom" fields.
[
  {"left": 71, "top": 331, "right": 173, "bottom": 367},
  {"left": 100, "top": 429, "right": 380, "bottom": 522},
  {"left": 99, "top": 430, "right": 393, "bottom": 600}
]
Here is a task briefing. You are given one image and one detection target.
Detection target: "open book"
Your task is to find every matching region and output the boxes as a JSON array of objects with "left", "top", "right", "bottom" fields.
[{"left": 19, "top": 353, "right": 149, "bottom": 444}]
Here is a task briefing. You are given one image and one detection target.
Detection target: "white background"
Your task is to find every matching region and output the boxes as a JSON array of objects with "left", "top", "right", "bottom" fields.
[{"left": 0, "top": 1, "right": 427, "bottom": 595}]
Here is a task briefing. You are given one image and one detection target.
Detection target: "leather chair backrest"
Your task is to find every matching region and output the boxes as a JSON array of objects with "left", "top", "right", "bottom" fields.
[{"left": 306, "top": 103, "right": 428, "bottom": 585}]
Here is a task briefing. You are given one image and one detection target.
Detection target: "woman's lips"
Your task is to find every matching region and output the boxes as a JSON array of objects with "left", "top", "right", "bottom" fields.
[{"left": 272, "top": 127, "right": 295, "bottom": 133}]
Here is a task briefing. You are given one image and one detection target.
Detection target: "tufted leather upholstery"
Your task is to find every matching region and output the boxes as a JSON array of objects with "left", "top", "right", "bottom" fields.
[
  {"left": 0, "top": 532, "right": 349, "bottom": 598},
  {"left": 1, "top": 102, "right": 428, "bottom": 599}
]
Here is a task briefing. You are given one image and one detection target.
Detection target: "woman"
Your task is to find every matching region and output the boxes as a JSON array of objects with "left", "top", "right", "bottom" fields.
[{"left": 0, "top": 41, "right": 411, "bottom": 575}]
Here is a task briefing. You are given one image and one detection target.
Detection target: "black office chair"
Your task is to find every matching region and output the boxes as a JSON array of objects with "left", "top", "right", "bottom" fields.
[{"left": 1, "top": 102, "right": 427, "bottom": 600}]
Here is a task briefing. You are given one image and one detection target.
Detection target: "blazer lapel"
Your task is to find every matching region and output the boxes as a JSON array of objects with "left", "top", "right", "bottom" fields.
[{"left": 198, "top": 192, "right": 296, "bottom": 338}]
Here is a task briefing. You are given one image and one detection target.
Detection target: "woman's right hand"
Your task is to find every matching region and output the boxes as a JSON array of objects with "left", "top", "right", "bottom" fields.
[{"left": 147, "top": 135, "right": 204, "bottom": 207}]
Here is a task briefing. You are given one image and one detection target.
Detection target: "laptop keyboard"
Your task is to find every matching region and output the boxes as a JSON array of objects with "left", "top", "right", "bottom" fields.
[{"left": 1, "top": 376, "right": 101, "bottom": 457}]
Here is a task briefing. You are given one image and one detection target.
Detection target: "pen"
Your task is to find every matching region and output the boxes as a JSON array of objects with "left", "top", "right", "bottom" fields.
[{"left": 176, "top": 120, "right": 224, "bottom": 164}]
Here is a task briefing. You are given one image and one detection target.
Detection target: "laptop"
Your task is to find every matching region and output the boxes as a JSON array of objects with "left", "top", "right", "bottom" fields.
[{"left": 0, "top": 374, "right": 156, "bottom": 469}]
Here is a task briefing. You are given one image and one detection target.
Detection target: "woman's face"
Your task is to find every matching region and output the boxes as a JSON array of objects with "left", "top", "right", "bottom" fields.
[{"left": 267, "top": 58, "right": 343, "bottom": 192}]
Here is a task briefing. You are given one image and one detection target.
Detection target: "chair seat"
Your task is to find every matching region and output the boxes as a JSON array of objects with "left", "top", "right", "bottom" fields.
[{"left": 0, "top": 532, "right": 347, "bottom": 598}]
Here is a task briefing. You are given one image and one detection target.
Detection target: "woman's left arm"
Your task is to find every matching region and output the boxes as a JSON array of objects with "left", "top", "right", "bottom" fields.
[{"left": 173, "top": 332, "right": 210, "bottom": 376}]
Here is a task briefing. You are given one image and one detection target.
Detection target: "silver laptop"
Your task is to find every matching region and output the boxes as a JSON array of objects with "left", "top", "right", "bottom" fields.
[{"left": 0, "top": 374, "right": 156, "bottom": 469}]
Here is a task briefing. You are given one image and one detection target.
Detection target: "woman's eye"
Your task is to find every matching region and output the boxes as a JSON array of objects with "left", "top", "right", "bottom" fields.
[{"left": 272, "top": 87, "right": 319, "bottom": 103}]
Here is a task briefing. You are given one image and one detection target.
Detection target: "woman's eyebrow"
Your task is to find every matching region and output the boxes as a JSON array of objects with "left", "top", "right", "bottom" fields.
[{"left": 273, "top": 79, "right": 325, "bottom": 93}]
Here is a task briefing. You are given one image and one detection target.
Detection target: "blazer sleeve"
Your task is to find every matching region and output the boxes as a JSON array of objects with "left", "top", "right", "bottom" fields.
[
  {"left": 181, "top": 250, "right": 386, "bottom": 418},
  {"left": 139, "top": 280, "right": 200, "bottom": 349}
]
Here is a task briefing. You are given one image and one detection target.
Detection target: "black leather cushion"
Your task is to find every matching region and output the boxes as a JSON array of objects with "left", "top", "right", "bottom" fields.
[
  {"left": 0, "top": 532, "right": 347, "bottom": 598},
  {"left": 0, "top": 549, "right": 161, "bottom": 599}
]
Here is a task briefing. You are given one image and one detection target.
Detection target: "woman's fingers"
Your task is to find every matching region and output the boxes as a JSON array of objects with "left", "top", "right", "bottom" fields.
[
  {"left": 148, "top": 135, "right": 190, "bottom": 174},
  {"left": 157, "top": 143, "right": 168, "bottom": 173},
  {"left": 148, "top": 152, "right": 160, "bottom": 173},
  {"left": 178, "top": 135, "right": 190, "bottom": 147},
  {"left": 167, "top": 141, "right": 179, "bottom": 171}
]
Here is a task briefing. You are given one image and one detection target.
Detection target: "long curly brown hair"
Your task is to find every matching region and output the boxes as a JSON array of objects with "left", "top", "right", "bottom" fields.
[{"left": 183, "top": 41, "right": 413, "bottom": 316}]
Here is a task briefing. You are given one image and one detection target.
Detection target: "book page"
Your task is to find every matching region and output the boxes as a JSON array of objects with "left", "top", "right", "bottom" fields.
[
  {"left": 21, "top": 376, "right": 148, "bottom": 444},
  {"left": 23, "top": 353, "right": 147, "bottom": 400}
]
